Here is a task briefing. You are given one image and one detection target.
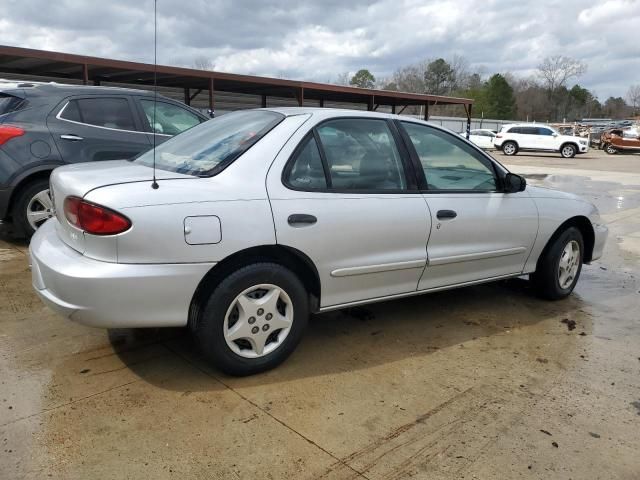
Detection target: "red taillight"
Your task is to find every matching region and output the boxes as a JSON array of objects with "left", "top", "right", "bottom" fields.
[
  {"left": 63, "top": 196, "right": 131, "bottom": 235},
  {"left": 0, "top": 125, "right": 25, "bottom": 146}
]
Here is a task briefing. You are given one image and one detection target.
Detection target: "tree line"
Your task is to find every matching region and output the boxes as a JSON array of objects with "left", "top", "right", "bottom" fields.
[{"left": 341, "top": 56, "right": 639, "bottom": 122}]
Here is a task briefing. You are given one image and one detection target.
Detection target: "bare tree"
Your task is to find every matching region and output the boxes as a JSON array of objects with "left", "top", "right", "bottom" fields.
[
  {"left": 627, "top": 84, "right": 640, "bottom": 114},
  {"left": 537, "top": 56, "right": 587, "bottom": 92},
  {"left": 333, "top": 72, "right": 350, "bottom": 86},
  {"left": 193, "top": 56, "right": 215, "bottom": 71}
]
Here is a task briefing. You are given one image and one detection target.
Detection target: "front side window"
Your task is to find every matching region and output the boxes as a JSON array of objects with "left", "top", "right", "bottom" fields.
[
  {"left": 60, "top": 97, "right": 136, "bottom": 130},
  {"left": 140, "top": 100, "right": 202, "bottom": 136},
  {"left": 315, "top": 119, "right": 406, "bottom": 190},
  {"left": 401, "top": 122, "right": 497, "bottom": 191},
  {"left": 133, "top": 110, "right": 283, "bottom": 176}
]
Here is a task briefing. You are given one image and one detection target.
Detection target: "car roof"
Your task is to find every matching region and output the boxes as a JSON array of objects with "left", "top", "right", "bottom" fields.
[{"left": 0, "top": 80, "right": 158, "bottom": 97}]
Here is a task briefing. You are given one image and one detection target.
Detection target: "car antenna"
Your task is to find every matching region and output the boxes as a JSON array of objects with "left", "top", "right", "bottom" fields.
[{"left": 151, "top": 0, "right": 159, "bottom": 190}]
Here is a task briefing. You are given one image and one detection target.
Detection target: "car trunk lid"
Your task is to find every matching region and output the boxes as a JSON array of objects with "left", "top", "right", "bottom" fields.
[{"left": 50, "top": 160, "right": 193, "bottom": 254}]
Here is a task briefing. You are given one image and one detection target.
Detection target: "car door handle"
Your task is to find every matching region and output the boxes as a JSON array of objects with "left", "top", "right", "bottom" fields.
[
  {"left": 287, "top": 214, "right": 317, "bottom": 226},
  {"left": 436, "top": 210, "right": 457, "bottom": 220},
  {"left": 60, "top": 134, "right": 84, "bottom": 141}
]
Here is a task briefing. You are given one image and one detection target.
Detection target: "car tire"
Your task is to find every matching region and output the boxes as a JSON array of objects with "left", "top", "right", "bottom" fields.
[
  {"left": 11, "top": 178, "right": 54, "bottom": 239},
  {"left": 560, "top": 144, "right": 577, "bottom": 158},
  {"left": 531, "top": 227, "right": 584, "bottom": 300},
  {"left": 502, "top": 141, "right": 518, "bottom": 156},
  {"left": 192, "top": 262, "right": 309, "bottom": 376},
  {"left": 604, "top": 143, "right": 617, "bottom": 155}
]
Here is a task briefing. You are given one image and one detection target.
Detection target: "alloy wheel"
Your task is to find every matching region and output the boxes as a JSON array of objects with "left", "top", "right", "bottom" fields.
[
  {"left": 503, "top": 143, "right": 516, "bottom": 155},
  {"left": 223, "top": 284, "right": 294, "bottom": 358},
  {"left": 26, "top": 189, "right": 54, "bottom": 231},
  {"left": 561, "top": 145, "right": 575, "bottom": 158}
]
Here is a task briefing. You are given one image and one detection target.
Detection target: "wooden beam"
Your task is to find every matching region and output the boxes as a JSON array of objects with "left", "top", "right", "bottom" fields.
[
  {"left": 261, "top": 94, "right": 267, "bottom": 108},
  {"left": 189, "top": 88, "right": 202, "bottom": 102},
  {"left": 398, "top": 105, "right": 407, "bottom": 115},
  {"left": 82, "top": 63, "right": 88, "bottom": 85},
  {"left": 184, "top": 88, "right": 190, "bottom": 106}
]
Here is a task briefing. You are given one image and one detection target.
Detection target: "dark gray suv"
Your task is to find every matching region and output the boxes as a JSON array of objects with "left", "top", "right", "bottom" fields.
[{"left": 0, "top": 81, "right": 207, "bottom": 237}]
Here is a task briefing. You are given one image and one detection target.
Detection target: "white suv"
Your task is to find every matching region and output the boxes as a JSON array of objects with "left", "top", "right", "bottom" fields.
[{"left": 493, "top": 124, "right": 589, "bottom": 158}]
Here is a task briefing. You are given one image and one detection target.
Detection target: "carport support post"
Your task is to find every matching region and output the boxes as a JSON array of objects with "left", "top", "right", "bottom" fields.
[
  {"left": 82, "top": 63, "right": 89, "bottom": 85},
  {"left": 367, "top": 96, "right": 374, "bottom": 111},
  {"left": 319, "top": 98, "right": 324, "bottom": 108},
  {"left": 261, "top": 94, "right": 267, "bottom": 108},
  {"left": 391, "top": 104, "right": 396, "bottom": 114},
  {"left": 465, "top": 103, "right": 472, "bottom": 140},
  {"left": 424, "top": 102, "right": 429, "bottom": 121},
  {"left": 208, "top": 78, "right": 215, "bottom": 117},
  {"left": 296, "top": 87, "right": 304, "bottom": 106},
  {"left": 184, "top": 88, "right": 190, "bottom": 106}
]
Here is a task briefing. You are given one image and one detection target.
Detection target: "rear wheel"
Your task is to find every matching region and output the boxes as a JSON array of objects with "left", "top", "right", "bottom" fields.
[
  {"left": 502, "top": 141, "right": 518, "bottom": 156},
  {"left": 11, "top": 178, "right": 54, "bottom": 239},
  {"left": 531, "top": 227, "right": 583, "bottom": 300},
  {"left": 192, "top": 262, "right": 309, "bottom": 376},
  {"left": 560, "top": 144, "right": 577, "bottom": 158},
  {"left": 604, "top": 143, "right": 618, "bottom": 155}
]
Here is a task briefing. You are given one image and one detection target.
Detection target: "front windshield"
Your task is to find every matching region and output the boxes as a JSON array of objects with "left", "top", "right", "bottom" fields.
[{"left": 133, "top": 110, "right": 284, "bottom": 176}]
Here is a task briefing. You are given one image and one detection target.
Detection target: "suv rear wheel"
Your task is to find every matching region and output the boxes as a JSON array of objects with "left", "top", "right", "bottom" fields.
[
  {"left": 560, "top": 144, "right": 577, "bottom": 158},
  {"left": 502, "top": 141, "right": 518, "bottom": 156},
  {"left": 192, "top": 262, "right": 309, "bottom": 376},
  {"left": 12, "top": 178, "right": 54, "bottom": 239},
  {"left": 604, "top": 143, "right": 617, "bottom": 155}
]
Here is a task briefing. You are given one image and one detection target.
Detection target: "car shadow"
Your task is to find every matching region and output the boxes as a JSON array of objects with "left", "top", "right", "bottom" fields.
[{"left": 109, "top": 277, "right": 589, "bottom": 390}]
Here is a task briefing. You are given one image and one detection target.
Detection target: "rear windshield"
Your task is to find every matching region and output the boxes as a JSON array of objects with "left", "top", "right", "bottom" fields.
[
  {"left": 133, "top": 110, "right": 284, "bottom": 176},
  {"left": 0, "top": 93, "right": 26, "bottom": 116}
]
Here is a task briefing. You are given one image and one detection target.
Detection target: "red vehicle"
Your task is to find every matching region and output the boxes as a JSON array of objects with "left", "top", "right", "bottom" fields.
[{"left": 601, "top": 128, "right": 640, "bottom": 154}]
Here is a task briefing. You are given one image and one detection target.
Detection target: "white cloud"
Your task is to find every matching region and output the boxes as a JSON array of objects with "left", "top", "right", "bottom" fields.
[{"left": 0, "top": 0, "right": 638, "bottom": 98}]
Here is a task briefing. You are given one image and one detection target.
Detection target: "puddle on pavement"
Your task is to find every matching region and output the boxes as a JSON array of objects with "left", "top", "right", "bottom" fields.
[{"left": 523, "top": 174, "right": 640, "bottom": 215}]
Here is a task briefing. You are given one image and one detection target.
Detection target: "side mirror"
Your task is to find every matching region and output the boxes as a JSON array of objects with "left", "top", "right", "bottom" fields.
[{"left": 504, "top": 173, "right": 526, "bottom": 193}]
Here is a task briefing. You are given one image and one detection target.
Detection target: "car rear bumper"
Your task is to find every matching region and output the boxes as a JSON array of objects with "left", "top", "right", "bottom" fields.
[{"left": 29, "top": 219, "right": 214, "bottom": 328}]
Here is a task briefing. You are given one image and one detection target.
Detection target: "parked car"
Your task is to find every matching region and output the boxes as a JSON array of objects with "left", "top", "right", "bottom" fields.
[
  {"left": 459, "top": 129, "right": 496, "bottom": 149},
  {"left": 0, "top": 82, "right": 207, "bottom": 237},
  {"left": 30, "top": 108, "right": 608, "bottom": 375},
  {"left": 601, "top": 127, "right": 640, "bottom": 154},
  {"left": 493, "top": 123, "right": 589, "bottom": 158}
]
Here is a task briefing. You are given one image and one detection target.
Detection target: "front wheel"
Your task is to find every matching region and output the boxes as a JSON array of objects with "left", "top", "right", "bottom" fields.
[
  {"left": 560, "top": 144, "right": 577, "bottom": 158},
  {"left": 604, "top": 143, "right": 617, "bottom": 155},
  {"left": 531, "top": 227, "right": 584, "bottom": 300},
  {"left": 192, "top": 263, "right": 309, "bottom": 376}
]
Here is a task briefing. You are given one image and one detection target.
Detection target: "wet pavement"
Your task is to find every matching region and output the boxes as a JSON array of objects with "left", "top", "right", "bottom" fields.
[{"left": 1, "top": 150, "right": 639, "bottom": 479}]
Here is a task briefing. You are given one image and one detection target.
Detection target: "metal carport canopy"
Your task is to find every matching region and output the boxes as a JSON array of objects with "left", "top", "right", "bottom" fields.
[{"left": 0, "top": 45, "right": 473, "bottom": 121}]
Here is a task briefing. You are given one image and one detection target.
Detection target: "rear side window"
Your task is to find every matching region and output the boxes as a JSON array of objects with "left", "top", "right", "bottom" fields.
[
  {"left": 133, "top": 110, "right": 284, "bottom": 176},
  {"left": 316, "top": 119, "right": 406, "bottom": 190},
  {"left": 0, "top": 93, "right": 27, "bottom": 116},
  {"left": 60, "top": 97, "right": 136, "bottom": 131},
  {"left": 508, "top": 127, "right": 521, "bottom": 134},
  {"left": 285, "top": 135, "right": 327, "bottom": 190},
  {"left": 140, "top": 100, "right": 202, "bottom": 136},
  {"left": 521, "top": 127, "right": 538, "bottom": 135}
]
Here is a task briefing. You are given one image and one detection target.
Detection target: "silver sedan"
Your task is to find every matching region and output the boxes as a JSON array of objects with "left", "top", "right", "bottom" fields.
[{"left": 30, "top": 108, "right": 608, "bottom": 375}]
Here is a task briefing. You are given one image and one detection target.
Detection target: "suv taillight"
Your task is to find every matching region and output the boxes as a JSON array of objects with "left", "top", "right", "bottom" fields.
[
  {"left": 495, "top": 134, "right": 502, "bottom": 138},
  {"left": 64, "top": 196, "right": 131, "bottom": 235},
  {"left": 0, "top": 125, "right": 25, "bottom": 146}
]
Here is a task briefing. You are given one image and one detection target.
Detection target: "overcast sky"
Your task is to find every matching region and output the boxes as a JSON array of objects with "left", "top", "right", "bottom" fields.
[{"left": 1, "top": 0, "right": 639, "bottom": 100}]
